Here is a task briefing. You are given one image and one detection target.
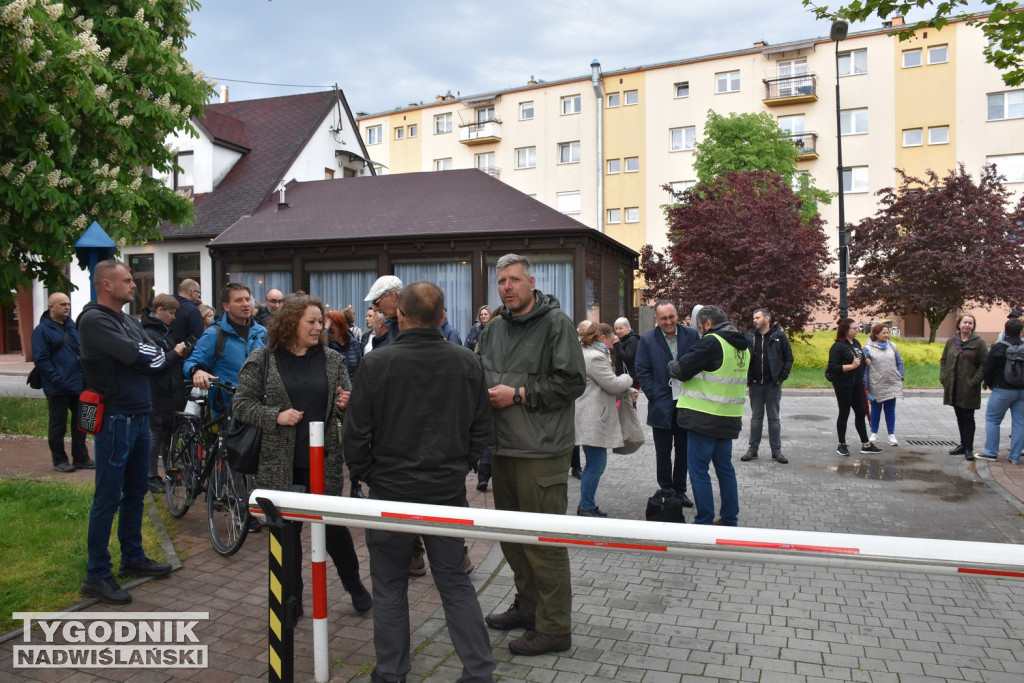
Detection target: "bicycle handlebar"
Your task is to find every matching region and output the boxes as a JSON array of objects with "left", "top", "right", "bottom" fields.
[{"left": 184, "top": 380, "right": 236, "bottom": 395}]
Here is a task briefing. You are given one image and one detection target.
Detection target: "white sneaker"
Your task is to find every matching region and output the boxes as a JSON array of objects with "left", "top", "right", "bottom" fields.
[
  {"left": 869, "top": 433, "right": 878, "bottom": 443},
  {"left": 888, "top": 434, "right": 898, "bottom": 446}
]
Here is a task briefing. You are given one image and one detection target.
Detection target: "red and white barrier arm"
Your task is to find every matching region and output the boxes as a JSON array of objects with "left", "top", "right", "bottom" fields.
[
  {"left": 249, "top": 491, "right": 1024, "bottom": 580},
  {"left": 306, "top": 422, "right": 328, "bottom": 683}
]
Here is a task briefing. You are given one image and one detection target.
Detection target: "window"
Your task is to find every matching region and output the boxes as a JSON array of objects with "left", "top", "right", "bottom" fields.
[
  {"left": 475, "top": 152, "right": 496, "bottom": 175},
  {"left": 988, "top": 90, "right": 1024, "bottom": 120},
  {"left": 778, "top": 114, "right": 805, "bottom": 137},
  {"left": 928, "top": 45, "right": 948, "bottom": 64},
  {"left": 674, "top": 81, "right": 690, "bottom": 98},
  {"left": 172, "top": 253, "right": 201, "bottom": 298},
  {"left": 988, "top": 154, "right": 1024, "bottom": 182},
  {"left": 476, "top": 106, "right": 495, "bottom": 123},
  {"left": 902, "top": 128, "right": 923, "bottom": 147},
  {"left": 174, "top": 151, "right": 193, "bottom": 189},
  {"left": 902, "top": 49, "right": 922, "bottom": 68},
  {"left": 408, "top": 124, "right": 417, "bottom": 138},
  {"left": 128, "top": 253, "right": 154, "bottom": 315},
  {"left": 606, "top": 158, "right": 621, "bottom": 174},
  {"left": 366, "top": 125, "right": 382, "bottom": 145},
  {"left": 434, "top": 113, "right": 452, "bottom": 134},
  {"left": 625, "top": 157, "right": 639, "bottom": 173},
  {"left": 716, "top": 70, "right": 740, "bottom": 93},
  {"left": 840, "top": 108, "right": 868, "bottom": 135},
  {"left": 842, "top": 166, "right": 869, "bottom": 193},
  {"left": 515, "top": 147, "right": 536, "bottom": 169},
  {"left": 558, "top": 141, "right": 581, "bottom": 164},
  {"left": 670, "top": 180, "right": 697, "bottom": 194},
  {"left": 838, "top": 48, "right": 867, "bottom": 76},
  {"left": 434, "top": 158, "right": 452, "bottom": 172},
  {"left": 561, "top": 95, "right": 581, "bottom": 115},
  {"left": 520, "top": 101, "right": 534, "bottom": 120},
  {"left": 607, "top": 92, "right": 620, "bottom": 108},
  {"left": 928, "top": 125, "right": 949, "bottom": 145},
  {"left": 607, "top": 208, "right": 621, "bottom": 224},
  {"left": 556, "top": 191, "right": 581, "bottom": 214},
  {"left": 625, "top": 207, "right": 640, "bottom": 223},
  {"left": 324, "top": 168, "right": 335, "bottom": 180},
  {"left": 624, "top": 90, "right": 639, "bottom": 105},
  {"left": 395, "top": 127, "right": 404, "bottom": 140},
  {"left": 670, "top": 126, "right": 696, "bottom": 151}
]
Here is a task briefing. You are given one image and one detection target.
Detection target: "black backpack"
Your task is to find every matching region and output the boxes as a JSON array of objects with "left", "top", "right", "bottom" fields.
[
  {"left": 1001, "top": 340, "right": 1024, "bottom": 388},
  {"left": 645, "top": 489, "right": 686, "bottom": 523}
]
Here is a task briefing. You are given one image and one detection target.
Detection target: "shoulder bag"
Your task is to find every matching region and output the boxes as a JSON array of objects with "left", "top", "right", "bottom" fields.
[
  {"left": 224, "top": 349, "right": 269, "bottom": 475},
  {"left": 613, "top": 398, "right": 646, "bottom": 455}
]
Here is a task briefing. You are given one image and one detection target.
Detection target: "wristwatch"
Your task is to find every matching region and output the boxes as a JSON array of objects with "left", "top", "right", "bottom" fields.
[{"left": 512, "top": 387, "right": 522, "bottom": 405}]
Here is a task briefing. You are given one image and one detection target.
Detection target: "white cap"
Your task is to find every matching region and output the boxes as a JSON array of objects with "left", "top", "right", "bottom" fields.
[{"left": 364, "top": 275, "right": 404, "bottom": 302}]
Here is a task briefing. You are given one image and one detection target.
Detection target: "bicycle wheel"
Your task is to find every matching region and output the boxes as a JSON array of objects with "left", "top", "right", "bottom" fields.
[
  {"left": 207, "top": 452, "right": 251, "bottom": 556},
  {"left": 165, "top": 419, "right": 200, "bottom": 518}
]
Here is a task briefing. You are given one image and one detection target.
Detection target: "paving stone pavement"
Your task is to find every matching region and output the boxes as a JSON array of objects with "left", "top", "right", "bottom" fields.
[{"left": 3, "top": 387, "right": 1024, "bottom": 682}]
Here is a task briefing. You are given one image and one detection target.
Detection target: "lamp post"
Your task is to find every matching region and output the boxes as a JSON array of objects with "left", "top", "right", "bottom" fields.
[{"left": 832, "top": 20, "right": 849, "bottom": 320}]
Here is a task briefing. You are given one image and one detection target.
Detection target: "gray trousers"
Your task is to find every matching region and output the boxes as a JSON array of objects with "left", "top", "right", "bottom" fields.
[
  {"left": 748, "top": 382, "right": 783, "bottom": 455},
  {"left": 366, "top": 526, "right": 495, "bottom": 683}
]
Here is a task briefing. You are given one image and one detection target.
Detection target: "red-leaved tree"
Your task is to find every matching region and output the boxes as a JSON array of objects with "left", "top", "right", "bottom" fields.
[
  {"left": 849, "top": 164, "right": 1024, "bottom": 342},
  {"left": 640, "top": 169, "right": 832, "bottom": 331}
]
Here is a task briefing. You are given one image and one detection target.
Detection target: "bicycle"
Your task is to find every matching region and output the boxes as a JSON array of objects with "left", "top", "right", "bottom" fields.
[{"left": 163, "top": 381, "right": 252, "bottom": 556}]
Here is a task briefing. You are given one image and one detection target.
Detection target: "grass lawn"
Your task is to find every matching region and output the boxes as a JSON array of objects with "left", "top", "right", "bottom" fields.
[
  {"left": 787, "top": 331, "right": 943, "bottom": 388},
  {"left": 0, "top": 397, "right": 51, "bottom": 437}
]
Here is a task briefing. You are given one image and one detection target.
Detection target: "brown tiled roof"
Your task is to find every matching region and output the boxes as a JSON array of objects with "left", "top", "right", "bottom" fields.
[
  {"left": 161, "top": 91, "right": 339, "bottom": 240},
  {"left": 211, "top": 169, "right": 600, "bottom": 246}
]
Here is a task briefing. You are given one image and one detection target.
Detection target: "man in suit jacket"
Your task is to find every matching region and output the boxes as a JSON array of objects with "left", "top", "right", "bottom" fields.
[{"left": 635, "top": 301, "right": 699, "bottom": 506}]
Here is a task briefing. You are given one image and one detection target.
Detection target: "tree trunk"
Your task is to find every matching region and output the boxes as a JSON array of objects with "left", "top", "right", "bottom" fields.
[{"left": 925, "top": 311, "right": 947, "bottom": 343}]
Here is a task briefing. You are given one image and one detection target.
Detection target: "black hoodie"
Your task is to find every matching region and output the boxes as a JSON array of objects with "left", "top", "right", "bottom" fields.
[{"left": 141, "top": 308, "right": 188, "bottom": 415}]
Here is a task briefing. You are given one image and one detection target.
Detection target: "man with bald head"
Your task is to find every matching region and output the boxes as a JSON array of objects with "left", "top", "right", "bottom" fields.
[
  {"left": 31, "top": 292, "right": 92, "bottom": 472},
  {"left": 254, "top": 288, "right": 284, "bottom": 327},
  {"left": 170, "top": 278, "right": 204, "bottom": 344}
]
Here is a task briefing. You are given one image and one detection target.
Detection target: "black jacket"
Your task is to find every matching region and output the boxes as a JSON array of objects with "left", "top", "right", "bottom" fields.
[
  {"left": 169, "top": 295, "right": 204, "bottom": 345},
  {"left": 141, "top": 309, "right": 188, "bottom": 415},
  {"left": 745, "top": 324, "right": 793, "bottom": 385},
  {"left": 983, "top": 336, "right": 1024, "bottom": 389},
  {"left": 827, "top": 339, "right": 866, "bottom": 388},
  {"left": 613, "top": 330, "right": 640, "bottom": 379},
  {"left": 30, "top": 311, "right": 83, "bottom": 396},
  {"left": 668, "top": 322, "right": 750, "bottom": 439},
  {"left": 344, "top": 327, "right": 492, "bottom": 505}
]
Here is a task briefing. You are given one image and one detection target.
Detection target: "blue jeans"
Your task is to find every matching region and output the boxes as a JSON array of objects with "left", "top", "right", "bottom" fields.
[
  {"left": 686, "top": 431, "right": 739, "bottom": 526},
  {"left": 86, "top": 413, "right": 150, "bottom": 579},
  {"left": 747, "top": 383, "right": 782, "bottom": 454},
  {"left": 579, "top": 445, "right": 607, "bottom": 511},
  {"left": 984, "top": 387, "right": 1024, "bottom": 459},
  {"left": 869, "top": 398, "right": 897, "bottom": 435},
  {"left": 653, "top": 414, "right": 688, "bottom": 494}
]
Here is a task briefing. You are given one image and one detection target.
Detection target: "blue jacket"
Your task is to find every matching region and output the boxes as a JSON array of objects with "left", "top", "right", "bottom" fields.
[
  {"left": 183, "top": 315, "right": 266, "bottom": 414},
  {"left": 634, "top": 324, "right": 699, "bottom": 429},
  {"left": 31, "top": 311, "right": 83, "bottom": 396},
  {"left": 440, "top": 319, "right": 462, "bottom": 346}
]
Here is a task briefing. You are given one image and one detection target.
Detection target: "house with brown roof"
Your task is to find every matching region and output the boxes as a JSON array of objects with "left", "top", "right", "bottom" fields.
[{"left": 208, "top": 168, "right": 638, "bottom": 335}]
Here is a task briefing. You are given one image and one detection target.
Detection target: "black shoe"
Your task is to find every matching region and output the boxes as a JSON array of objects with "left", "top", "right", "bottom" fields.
[
  {"left": 73, "top": 459, "right": 95, "bottom": 469},
  {"left": 508, "top": 630, "right": 571, "bottom": 656},
  {"left": 965, "top": 451, "right": 976, "bottom": 461},
  {"left": 679, "top": 492, "right": 694, "bottom": 508},
  {"left": 81, "top": 576, "right": 132, "bottom": 605},
  {"left": 148, "top": 476, "right": 165, "bottom": 494},
  {"left": 860, "top": 443, "right": 882, "bottom": 454},
  {"left": 836, "top": 443, "right": 850, "bottom": 456},
  {"left": 576, "top": 506, "right": 608, "bottom": 518},
  {"left": 485, "top": 601, "right": 535, "bottom": 631},
  {"left": 351, "top": 482, "right": 366, "bottom": 498},
  {"left": 772, "top": 452, "right": 789, "bottom": 464},
  {"left": 348, "top": 581, "right": 372, "bottom": 613},
  {"left": 119, "top": 557, "right": 172, "bottom": 578},
  {"left": 570, "top": 467, "right": 582, "bottom": 480},
  {"left": 54, "top": 462, "right": 76, "bottom": 473},
  {"left": 248, "top": 517, "right": 262, "bottom": 533},
  {"left": 476, "top": 480, "right": 489, "bottom": 491},
  {"left": 949, "top": 444, "right": 966, "bottom": 455},
  {"left": 740, "top": 449, "right": 758, "bottom": 461},
  {"left": 408, "top": 554, "right": 427, "bottom": 577}
]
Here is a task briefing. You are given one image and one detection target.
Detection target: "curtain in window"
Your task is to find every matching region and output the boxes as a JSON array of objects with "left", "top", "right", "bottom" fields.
[
  {"left": 487, "top": 254, "right": 574, "bottom": 320},
  {"left": 394, "top": 260, "right": 472, "bottom": 339},
  {"left": 225, "top": 270, "right": 292, "bottom": 304},
  {"left": 309, "top": 270, "right": 377, "bottom": 312}
]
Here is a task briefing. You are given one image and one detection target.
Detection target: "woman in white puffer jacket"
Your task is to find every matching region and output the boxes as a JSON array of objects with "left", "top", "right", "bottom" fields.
[{"left": 864, "top": 322, "right": 905, "bottom": 446}]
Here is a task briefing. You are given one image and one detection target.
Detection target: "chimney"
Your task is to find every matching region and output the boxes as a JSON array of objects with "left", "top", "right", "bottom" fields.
[
  {"left": 436, "top": 94, "right": 444, "bottom": 102},
  {"left": 527, "top": 75, "right": 537, "bottom": 86},
  {"left": 277, "top": 184, "right": 288, "bottom": 210},
  {"left": 753, "top": 40, "right": 768, "bottom": 48},
  {"left": 883, "top": 15, "right": 905, "bottom": 27},
  {"left": 220, "top": 85, "right": 229, "bottom": 103}
]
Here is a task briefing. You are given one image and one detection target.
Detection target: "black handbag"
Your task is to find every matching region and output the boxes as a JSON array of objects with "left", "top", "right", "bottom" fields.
[{"left": 224, "top": 349, "right": 269, "bottom": 475}]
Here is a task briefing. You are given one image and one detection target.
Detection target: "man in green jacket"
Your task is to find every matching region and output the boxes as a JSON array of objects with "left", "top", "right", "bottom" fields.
[{"left": 477, "top": 253, "right": 586, "bottom": 657}]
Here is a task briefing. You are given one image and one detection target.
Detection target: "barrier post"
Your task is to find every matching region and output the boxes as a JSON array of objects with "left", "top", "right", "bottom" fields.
[
  {"left": 308, "top": 422, "right": 328, "bottom": 683},
  {"left": 257, "top": 497, "right": 301, "bottom": 683}
]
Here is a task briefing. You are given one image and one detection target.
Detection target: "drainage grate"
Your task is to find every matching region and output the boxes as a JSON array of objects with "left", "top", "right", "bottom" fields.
[{"left": 905, "top": 438, "right": 959, "bottom": 447}]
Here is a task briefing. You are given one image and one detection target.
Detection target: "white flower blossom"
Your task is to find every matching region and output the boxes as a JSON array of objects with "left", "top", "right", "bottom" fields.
[
  {"left": 94, "top": 83, "right": 108, "bottom": 100},
  {"left": 45, "top": 3, "right": 63, "bottom": 21},
  {"left": 35, "top": 133, "right": 47, "bottom": 150},
  {"left": 47, "top": 170, "right": 61, "bottom": 186},
  {"left": 134, "top": 7, "right": 143, "bottom": 21},
  {"left": 0, "top": 162, "right": 13, "bottom": 178},
  {"left": 22, "top": 160, "right": 36, "bottom": 174},
  {"left": 12, "top": 173, "right": 25, "bottom": 186},
  {"left": 117, "top": 114, "right": 133, "bottom": 127},
  {"left": 1, "top": 0, "right": 30, "bottom": 27},
  {"left": 73, "top": 214, "right": 88, "bottom": 229}
]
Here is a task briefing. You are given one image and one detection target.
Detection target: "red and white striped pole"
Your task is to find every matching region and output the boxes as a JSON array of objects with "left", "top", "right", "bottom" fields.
[{"left": 308, "top": 422, "right": 328, "bottom": 683}]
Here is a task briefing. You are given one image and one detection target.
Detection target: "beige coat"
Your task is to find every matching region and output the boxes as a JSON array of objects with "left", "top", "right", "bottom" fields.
[{"left": 574, "top": 345, "right": 634, "bottom": 448}]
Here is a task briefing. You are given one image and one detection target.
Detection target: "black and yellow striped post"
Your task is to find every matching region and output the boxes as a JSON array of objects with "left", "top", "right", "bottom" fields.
[{"left": 257, "top": 497, "right": 302, "bottom": 683}]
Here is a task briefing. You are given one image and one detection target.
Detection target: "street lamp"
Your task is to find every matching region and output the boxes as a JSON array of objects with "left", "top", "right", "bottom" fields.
[{"left": 832, "top": 19, "right": 849, "bottom": 320}]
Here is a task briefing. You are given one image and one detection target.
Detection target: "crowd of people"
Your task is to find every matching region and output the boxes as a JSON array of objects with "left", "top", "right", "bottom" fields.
[{"left": 29, "top": 255, "right": 1024, "bottom": 681}]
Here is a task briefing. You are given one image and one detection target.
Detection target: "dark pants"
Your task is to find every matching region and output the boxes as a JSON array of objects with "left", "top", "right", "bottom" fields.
[
  {"left": 46, "top": 392, "right": 89, "bottom": 467},
  {"left": 954, "top": 405, "right": 977, "bottom": 452},
  {"left": 653, "top": 413, "right": 688, "bottom": 494},
  {"left": 834, "top": 382, "right": 869, "bottom": 445},
  {"left": 291, "top": 469, "right": 362, "bottom": 595},
  {"left": 148, "top": 409, "right": 175, "bottom": 478}
]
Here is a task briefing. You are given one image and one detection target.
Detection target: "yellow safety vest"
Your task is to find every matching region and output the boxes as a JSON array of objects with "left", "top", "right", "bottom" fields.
[{"left": 676, "top": 333, "right": 748, "bottom": 417}]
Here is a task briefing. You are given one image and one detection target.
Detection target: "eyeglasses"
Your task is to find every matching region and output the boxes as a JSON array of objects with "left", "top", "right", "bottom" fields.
[
  {"left": 266, "top": 298, "right": 283, "bottom": 305},
  {"left": 373, "top": 290, "right": 392, "bottom": 307},
  {"left": 192, "top": 290, "right": 201, "bottom": 298}
]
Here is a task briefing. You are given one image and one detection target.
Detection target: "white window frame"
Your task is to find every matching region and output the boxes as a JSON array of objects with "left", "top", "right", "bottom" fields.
[
  {"left": 625, "top": 207, "right": 640, "bottom": 223},
  {"left": 434, "top": 158, "right": 452, "bottom": 172},
  {"left": 394, "top": 127, "right": 404, "bottom": 140},
  {"left": 842, "top": 166, "right": 869, "bottom": 193},
  {"left": 928, "top": 126, "right": 950, "bottom": 145},
  {"left": 366, "top": 125, "right": 382, "bottom": 145},
  {"left": 670, "top": 126, "right": 696, "bottom": 151},
  {"left": 475, "top": 152, "right": 495, "bottom": 175},
  {"left": 558, "top": 141, "right": 581, "bottom": 164},
  {"left": 674, "top": 81, "right": 690, "bottom": 98},
  {"left": 716, "top": 70, "right": 740, "bottom": 93},
  {"left": 624, "top": 157, "right": 639, "bottom": 173},
  {"left": 838, "top": 48, "right": 867, "bottom": 77},
  {"left": 520, "top": 101, "right": 534, "bottom": 120},
  {"left": 515, "top": 146, "right": 536, "bottom": 169},
  {"left": 556, "top": 190, "right": 581, "bottom": 214},
  {"left": 902, "top": 49, "right": 922, "bottom": 68},
  {"left": 624, "top": 90, "right": 639, "bottom": 106},
  {"left": 902, "top": 128, "right": 923, "bottom": 147},
  {"left": 987, "top": 90, "right": 1024, "bottom": 121},
  {"left": 928, "top": 45, "right": 948, "bottom": 64},
  {"left": 988, "top": 154, "right": 1024, "bottom": 182},
  {"left": 408, "top": 124, "right": 417, "bottom": 138},
  {"left": 606, "top": 92, "right": 620, "bottom": 108},
  {"left": 606, "top": 158, "right": 621, "bottom": 175},
  {"left": 840, "top": 108, "right": 869, "bottom": 136},
  {"left": 671, "top": 180, "right": 697, "bottom": 194},
  {"left": 778, "top": 114, "right": 806, "bottom": 137},
  {"left": 434, "top": 113, "right": 452, "bottom": 134},
  {"left": 561, "top": 95, "right": 582, "bottom": 115},
  {"left": 606, "top": 208, "right": 621, "bottom": 224}
]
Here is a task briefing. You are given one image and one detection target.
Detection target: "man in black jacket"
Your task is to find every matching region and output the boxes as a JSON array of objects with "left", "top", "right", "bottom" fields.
[
  {"left": 169, "top": 278, "right": 204, "bottom": 345},
  {"left": 613, "top": 317, "right": 640, "bottom": 380},
  {"left": 344, "top": 282, "right": 495, "bottom": 683},
  {"left": 981, "top": 317, "right": 1024, "bottom": 462},
  {"left": 742, "top": 308, "right": 794, "bottom": 464}
]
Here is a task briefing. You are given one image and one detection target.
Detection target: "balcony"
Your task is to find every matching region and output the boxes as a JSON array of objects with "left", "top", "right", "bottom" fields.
[
  {"left": 763, "top": 74, "right": 818, "bottom": 105},
  {"left": 459, "top": 119, "right": 502, "bottom": 145},
  {"left": 786, "top": 132, "right": 819, "bottom": 160},
  {"left": 476, "top": 166, "right": 501, "bottom": 179}
]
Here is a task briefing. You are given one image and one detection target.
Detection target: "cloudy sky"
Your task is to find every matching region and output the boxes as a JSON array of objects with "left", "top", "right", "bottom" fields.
[{"left": 183, "top": 1, "right": 977, "bottom": 115}]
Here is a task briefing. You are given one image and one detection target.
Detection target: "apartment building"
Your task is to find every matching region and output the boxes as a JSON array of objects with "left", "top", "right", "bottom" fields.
[{"left": 358, "top": 15, "right": 1024, "bottom": 335}]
